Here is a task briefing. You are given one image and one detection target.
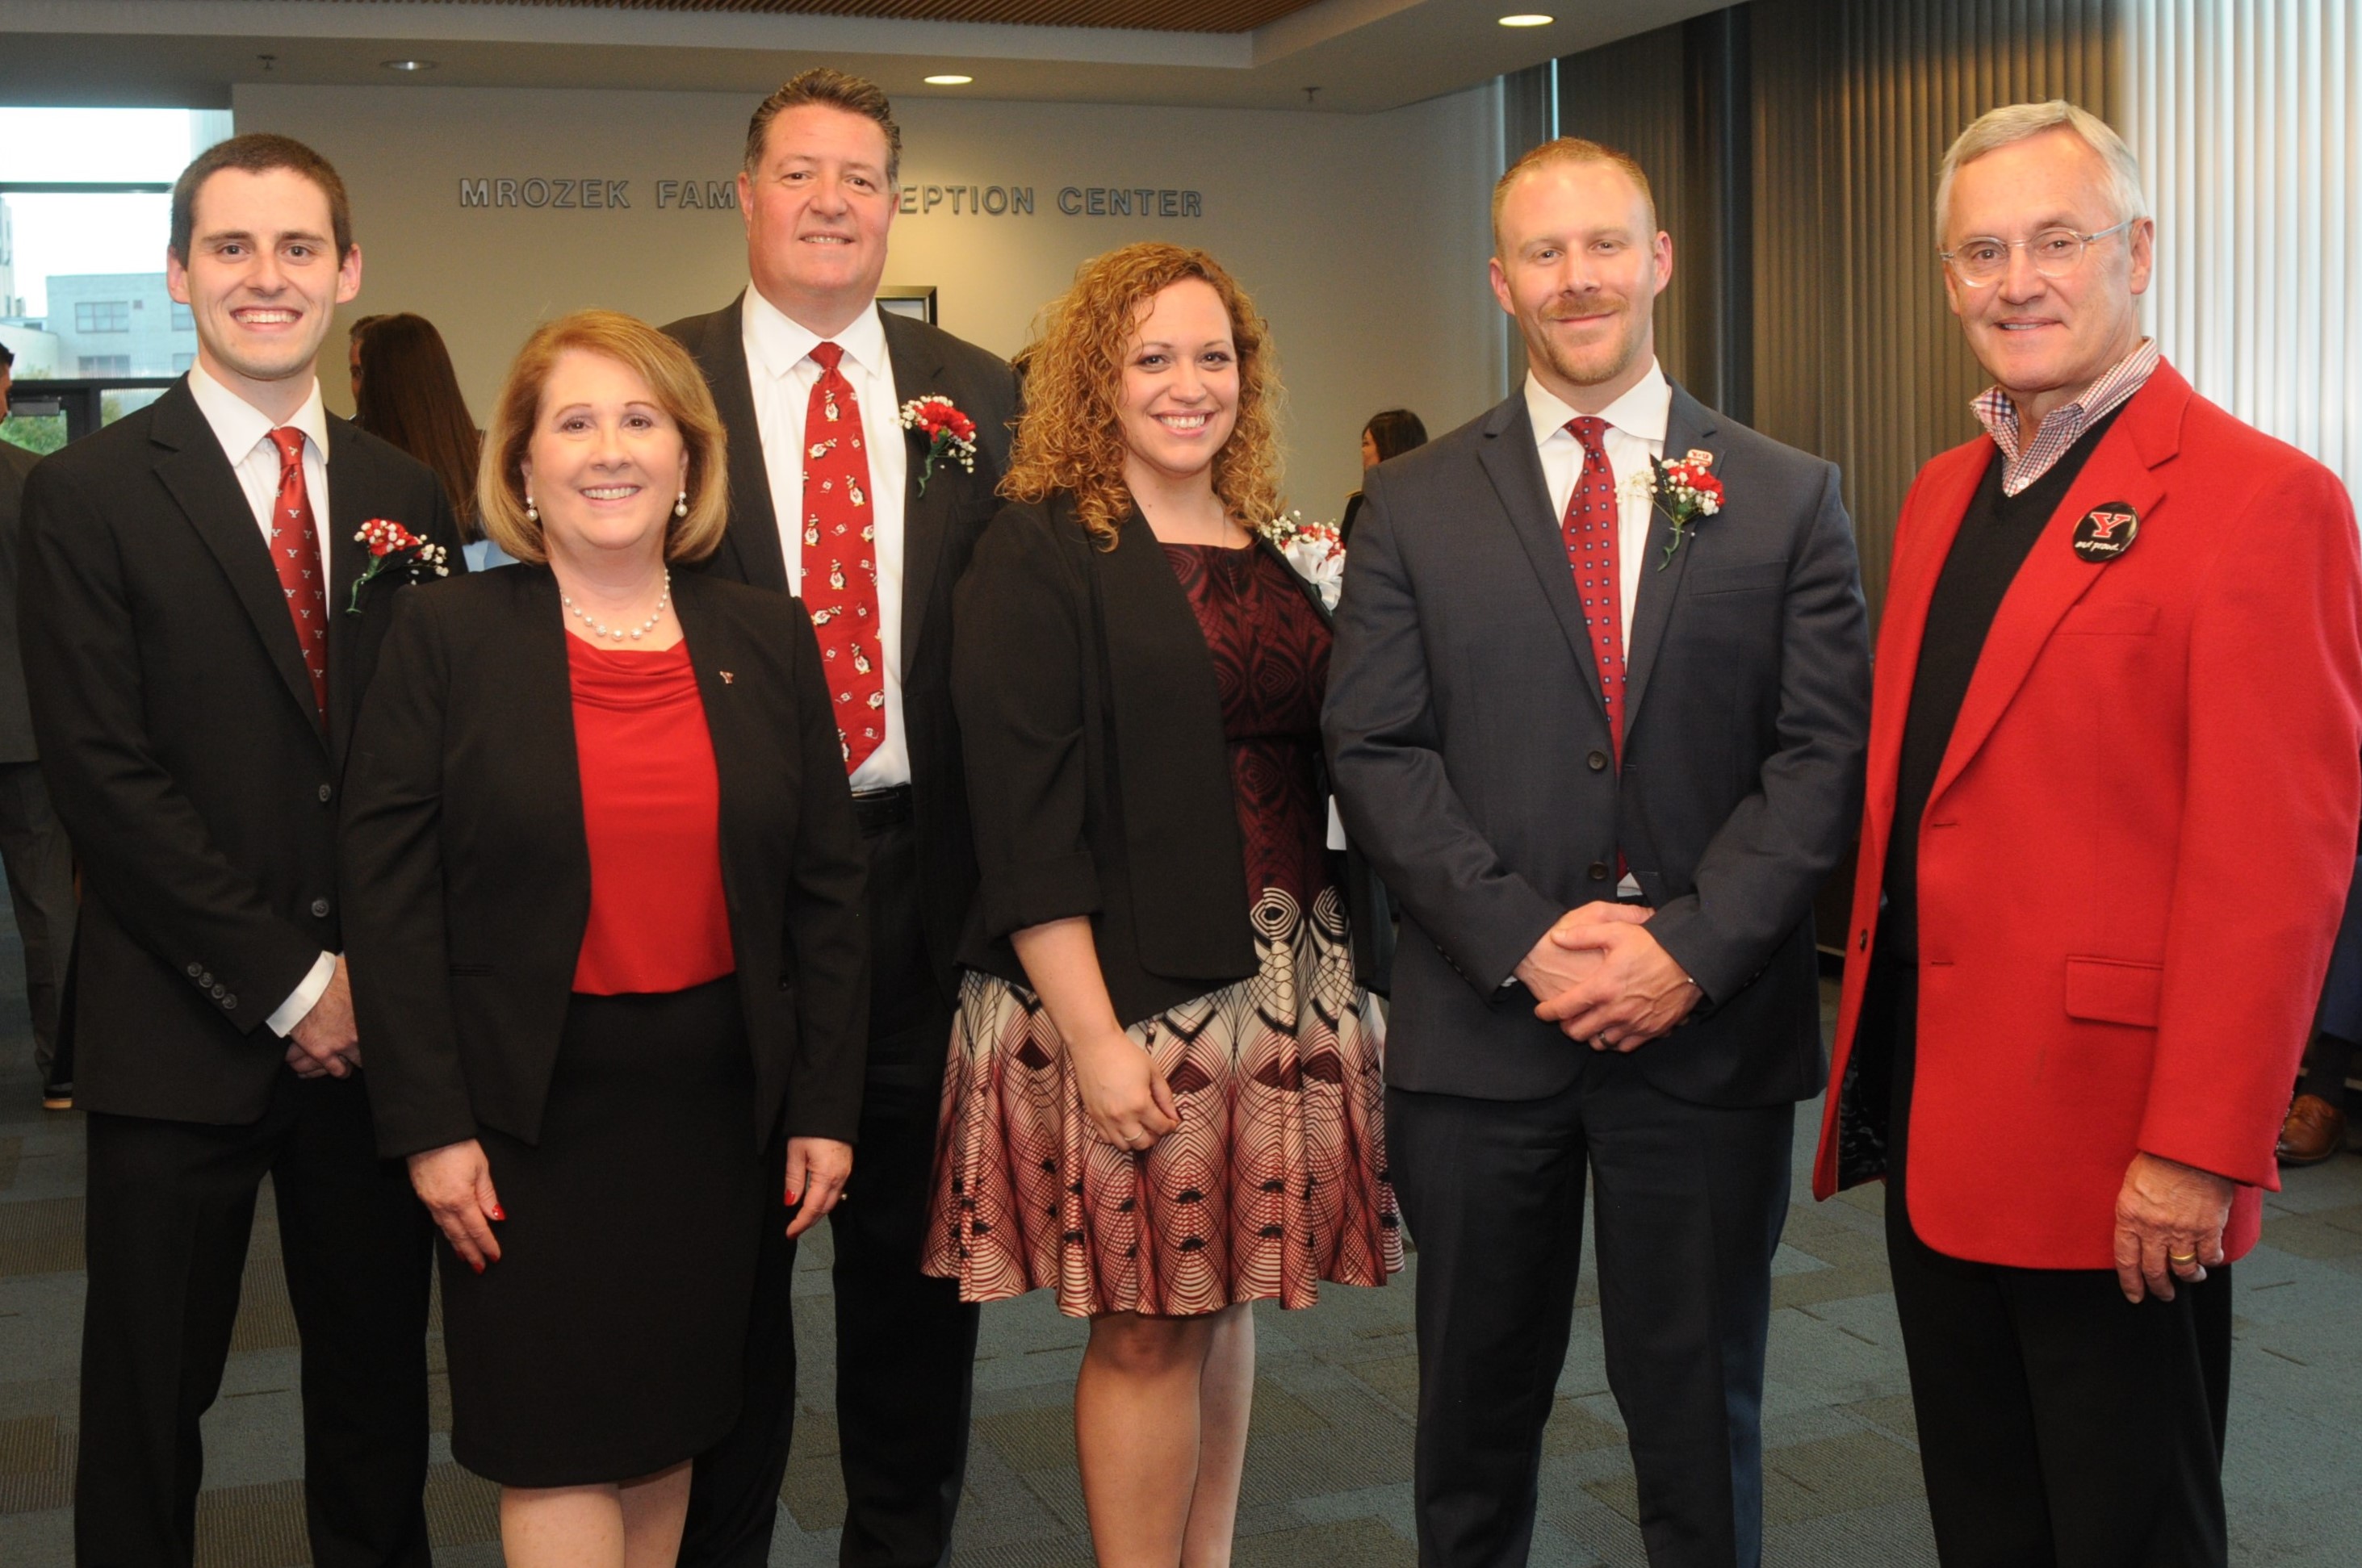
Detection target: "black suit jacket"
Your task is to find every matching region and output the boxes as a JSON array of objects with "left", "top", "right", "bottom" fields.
[
  {"left": 0, "top": 439, "right": 41, "bottom": 763},
  {"left": 340, "top": 567, "right": 870, "bottom": 1160},
  {"left": 954, "top": 495, "right": 1367, "bottom": 1025},
  {"left": 1324, "top": 383, "right": 1870, "bottom": 1107},
  {"left": 19, "top": 378, "right": 465, "bottom": 1124},
  {"left": 664, "top": 295, "right": 1019, "bottom": 1007}
]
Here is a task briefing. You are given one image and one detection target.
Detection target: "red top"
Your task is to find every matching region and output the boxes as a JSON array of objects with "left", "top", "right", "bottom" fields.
[{"left": 567, "top": 636, "right": 735, "bottom": 995}]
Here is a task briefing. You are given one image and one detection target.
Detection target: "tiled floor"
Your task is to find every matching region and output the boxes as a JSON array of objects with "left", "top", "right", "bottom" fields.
[{"left": 2, "top": 951, "right": 2357, "bottom": 1564}]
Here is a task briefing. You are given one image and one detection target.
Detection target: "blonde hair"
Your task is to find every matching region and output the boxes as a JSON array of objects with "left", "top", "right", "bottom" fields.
[
  {"left": 478, "top": 311, "right": 730, "bottom": 566},
  {"left": 1491, "top": 137, "right": 1658, "bottom": 256},
  {"left": 1000, "top": 242, "right": 1282, "bottom": 550},
  {"left": 1936, "top": 101, "right": 2147, "bottom": 245}
]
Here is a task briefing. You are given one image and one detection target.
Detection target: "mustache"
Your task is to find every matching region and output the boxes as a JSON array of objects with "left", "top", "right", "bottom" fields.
[{"left": 1540, "top": 295, "right": 1626, "bottom": 322}]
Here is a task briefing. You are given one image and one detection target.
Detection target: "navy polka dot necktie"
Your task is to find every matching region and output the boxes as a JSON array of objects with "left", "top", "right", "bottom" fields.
[{"left": 1561, "top": 415, "right": 1625, "bottom": 759}]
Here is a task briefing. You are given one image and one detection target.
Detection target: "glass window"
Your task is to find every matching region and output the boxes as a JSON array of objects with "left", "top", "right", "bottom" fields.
[
  {"left": 78, "top": 354, "right": 130, "bottom": 375},
  {"left": 74, "top": 299, "right": 131, "bottom": 333}
]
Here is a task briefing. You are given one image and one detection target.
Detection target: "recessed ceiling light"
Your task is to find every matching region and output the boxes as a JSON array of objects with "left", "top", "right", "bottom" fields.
[
  {"left": 381, "top": 59, "right": 437, "bottom": 72},
  {"left": 1497, "top": 13, "right": 1555, "bottom": 25},
  {"left": 923, "top": 74, "right": 974, "bottom": 86}
]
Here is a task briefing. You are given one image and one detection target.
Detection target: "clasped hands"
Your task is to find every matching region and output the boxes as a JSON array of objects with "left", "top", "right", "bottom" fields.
[
  {"left": 1516, "top": 901, "right": 1700, "bottom": 1050},
  {"left": 283, "top": 955, "right": 362, "bottom": 1080}
]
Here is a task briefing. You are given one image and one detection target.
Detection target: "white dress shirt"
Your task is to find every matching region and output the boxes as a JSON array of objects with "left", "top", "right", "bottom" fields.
[
  {"left": 185, "top": 363, "right": 338, "bottom": 1036},
  {"left": 741, "top": 287, "right": 913, "bottom": 791},
  {"left": 1525, "top": 358, "right": 1673, "bottom": 653}
]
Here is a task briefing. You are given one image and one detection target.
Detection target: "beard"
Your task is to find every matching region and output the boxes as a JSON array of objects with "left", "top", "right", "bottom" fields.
[{"left": 1525, "top": 294, "right": 1648, "bottom": 390}]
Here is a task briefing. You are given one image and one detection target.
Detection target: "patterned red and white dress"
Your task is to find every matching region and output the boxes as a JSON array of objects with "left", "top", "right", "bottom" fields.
[{"left": 924, "top": 541, "right": 1402, "bottom": 1317}]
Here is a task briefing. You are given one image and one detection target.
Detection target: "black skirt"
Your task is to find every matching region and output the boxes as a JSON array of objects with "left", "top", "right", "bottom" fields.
[{"left": 438, "top": 976, "right": 763, "bottom": 1486}]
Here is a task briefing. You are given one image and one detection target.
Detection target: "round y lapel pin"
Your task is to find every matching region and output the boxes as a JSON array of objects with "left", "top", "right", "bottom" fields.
[{"left": 2073, "top": 502, "right": 2140, "bottom": 562}]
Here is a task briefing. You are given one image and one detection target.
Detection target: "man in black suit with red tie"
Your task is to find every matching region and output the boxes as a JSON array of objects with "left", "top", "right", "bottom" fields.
[
  {"left": 665, "top": 69, "right": 1018, "bottom": 1568},
  {"left": 19, "top": 134, "right": 463, "bottom": 1566}
]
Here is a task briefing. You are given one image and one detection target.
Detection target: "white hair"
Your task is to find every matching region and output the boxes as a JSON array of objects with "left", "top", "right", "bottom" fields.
[{"left": 1935, "top": 100, "right": 2148, "bottom": 246}]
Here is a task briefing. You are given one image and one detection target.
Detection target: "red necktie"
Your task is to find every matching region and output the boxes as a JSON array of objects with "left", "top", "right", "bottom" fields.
[
  {"left": 267, "top": 427, "right": 329, "bottom": 723},
  {"left": 1562, "top": 416, "right": 1624, "bottom": 759},
  {"left": 801, "top": 343, "right": 886, "bottom": 775}
]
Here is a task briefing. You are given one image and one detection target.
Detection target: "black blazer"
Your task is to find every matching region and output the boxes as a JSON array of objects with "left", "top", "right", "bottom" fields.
[
  {"left": 19, "top": 378, "right": 465, "bottom": 1125},
  {"left": 953, "top": 495, "right": 1376, "bottom": 1025},
  {"left": 339, "top": 566, "right": 869, "bottom": 1160},
  {"left": 0, "top": 439, "right": 42, "bottom": 763},
  {"left": 664, "top": 296, "right": 1020, "bottom": 1010},
  {"left": 1325, "top": 383, "right": 1871, "bottom": 1108}
]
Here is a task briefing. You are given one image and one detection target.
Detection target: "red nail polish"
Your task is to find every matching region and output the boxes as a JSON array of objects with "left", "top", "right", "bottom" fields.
[
  {"left": 471, "top": 1259, "right": 485, "bottom": 1275},
  {"left": 785, "top": 1190, "right": 802, "bottom": 1206},
  {"left": 490, "top": 1206, "right": 506, "bottom": 1222}
]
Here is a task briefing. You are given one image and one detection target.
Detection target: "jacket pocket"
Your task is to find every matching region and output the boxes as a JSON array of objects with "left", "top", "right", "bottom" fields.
[
  {"left": 447, "top": 962, "right": 493, "bottom": 977},
  {"left": 1686, "top": 560, "right": 1787, "bottom": 596},
  {"left": 2063, "top": 956, "right": 2163, "bottom": 1027}
]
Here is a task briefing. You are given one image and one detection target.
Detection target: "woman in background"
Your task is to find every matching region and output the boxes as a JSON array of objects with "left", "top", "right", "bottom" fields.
[
  {"left": 926, "top": 242, "right": 1399, "bottom": 1566},
  {"left": 352, "top": 312, "right": 511, "bottom": 565},
  {"left": 1338, "top": 408, "right": 1426, "bottom": 543}
]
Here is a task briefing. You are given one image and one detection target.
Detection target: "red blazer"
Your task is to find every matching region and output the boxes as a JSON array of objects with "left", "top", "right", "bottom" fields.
[{"left": 1811, "top": 361, "right": 2362, "bottom": 1269}]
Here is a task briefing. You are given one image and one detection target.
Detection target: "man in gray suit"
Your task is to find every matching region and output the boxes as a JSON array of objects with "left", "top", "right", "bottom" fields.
[
  {"left": 1324, "top": 138, "right": 1870, "bottom": 1567},
  {"left": 0, "top": 343, "right": 77, "bottom": 1109}
]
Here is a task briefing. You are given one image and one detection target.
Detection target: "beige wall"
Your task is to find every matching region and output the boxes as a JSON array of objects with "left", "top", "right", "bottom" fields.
[{"left": 232, "top": 81, "right": 1508, "bottom": 520}]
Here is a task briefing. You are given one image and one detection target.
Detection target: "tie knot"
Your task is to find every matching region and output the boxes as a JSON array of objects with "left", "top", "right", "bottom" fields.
[
  {"left": 269, "top": 427, "right": 307, "bottom": 469},
  {"left": 810, "top": 341, "right": 845, "bottom": 374},
  {"left": 1567, "top": 416, "right": 1610, "bottom": 454}
]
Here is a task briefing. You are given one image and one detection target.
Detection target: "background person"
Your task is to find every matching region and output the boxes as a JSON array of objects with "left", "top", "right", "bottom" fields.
[
  {"left": 341, "top": 311, "right": 869, "bottom": 1568},
  {"left": 350, "top": 311, "right": 497, "bottom": 562},
  {"left": 2278, "top": 849, "right": 2362, "bottom": 1164},
  {"left": 926, "top": 240, "right": 1401, "bottom": 1567},
  {"left": 1324, "top": 137, "right": 1870, "bottom": 1568},
  {"left": 20, "top": 132, "right": 461, "bottom": 1567},
  {"left": 1811, "top": 100, "right": 2362, "bottom": 1564},
  {"left": 0, "top": 340, "right": 77, "bottom": 1110},
  {"left": 1339, "top": 407, "right": 1426, "bottom": 544},
  {"left": 664, "top": 66, "right": 1018, "bottom": 1568}
]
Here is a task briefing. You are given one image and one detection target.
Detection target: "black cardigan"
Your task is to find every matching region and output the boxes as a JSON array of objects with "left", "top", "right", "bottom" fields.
[
  {"left": 952, "top": 495, "right": 1389, "bottom": 1024},
  {"left": 340, "top": 566, "right": 870, "bottom": 1159}
]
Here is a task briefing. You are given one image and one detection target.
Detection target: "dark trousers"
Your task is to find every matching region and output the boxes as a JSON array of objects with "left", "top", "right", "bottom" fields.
[
  {"left": 0, "top": 760, "right": 76, "bottom": 1083},
  {"left": 681, "top": 808, "right": 981, "bottom": 1568},
  {"left": 1388, "top": 1052, "right": 1795, "bottom": 1568},
  {"left": 76, "top": 1069, "right": 433, "bottom": 1567},
  {"left": 1871, "top": 958, "right": 2233, "bottom": 1568}
]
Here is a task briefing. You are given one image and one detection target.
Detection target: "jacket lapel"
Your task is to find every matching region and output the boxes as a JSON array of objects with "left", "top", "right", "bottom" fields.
[
  {"left": 1476, "top": 395, "right": 1608, "bottom": 719},
  {"left": 1927, "top": 370, "right": 2185, "bottom": 809},
  {"left": 882, "top": 308, "right": 954, "bottom": 677},
  {"left": 324, "top": 419, "right": 373, "bottom": 760},
  {"left": 701, "top": 295, "right": 789, "bottom": 594},
  {"left": 148, "top": 382, "right": 327, "bottom": 748},
  {"left": 670, "top": 575, "right": 756, "bottom": 927},
  {"left": 1620, "top": 383, "right": 1717, "bottom": 735}
]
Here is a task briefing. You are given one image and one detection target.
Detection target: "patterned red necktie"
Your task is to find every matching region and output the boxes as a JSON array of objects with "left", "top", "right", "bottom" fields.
[
  {"left": 1562, "top": 415, "right": 1625, "bottom": 758},
  {"left": 801, "top": 343, "right": 886, "bottom": 774},
  {"left": 266, "top": 427, "right": 329, "bottom": 723}
]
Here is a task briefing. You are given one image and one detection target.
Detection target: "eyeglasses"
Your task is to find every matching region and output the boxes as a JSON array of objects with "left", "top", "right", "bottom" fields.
[{"left": 1939, "top": 219, "right": 2135, "bottom": 285}]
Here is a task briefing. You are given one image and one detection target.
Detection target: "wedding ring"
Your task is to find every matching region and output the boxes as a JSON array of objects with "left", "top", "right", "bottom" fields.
[{"left": 2169, "top": 1252, "right": 2197, "bottom": 1263}]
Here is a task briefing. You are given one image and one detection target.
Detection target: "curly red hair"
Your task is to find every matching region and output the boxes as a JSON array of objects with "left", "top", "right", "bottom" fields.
[{"left": 1000, "top": 242, "right": 1283, "bottom": 550}]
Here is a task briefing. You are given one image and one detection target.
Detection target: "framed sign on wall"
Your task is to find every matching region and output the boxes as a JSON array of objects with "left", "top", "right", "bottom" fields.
[{"left": 878, "top": 286, "right": 937, "bottom": 325}]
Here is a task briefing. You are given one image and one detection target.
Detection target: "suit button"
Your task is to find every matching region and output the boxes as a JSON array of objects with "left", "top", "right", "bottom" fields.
[
  {"left": 1588, "top": 750, "right": 1609, "bottom": 771},
  {"left": 310, "top": 897, "right": 331, "bottom": 918},
  {"left": 317, "top": 784, "right": 333, "bottom": 804},
  {"left": 1587, "top": 862, "right": 1610, "bottom": 881},
  {"left": 211, "top": 984, "right": 225, "bottom": 999},
  {"left": 224, "top": 995, "right": 237, "bottom": 1010},
  {"left": 199, "top": 972, "right": 213, "bottom": 987},
  {"left": 186, "top": 962, "right": 203, "bottom": 978}
]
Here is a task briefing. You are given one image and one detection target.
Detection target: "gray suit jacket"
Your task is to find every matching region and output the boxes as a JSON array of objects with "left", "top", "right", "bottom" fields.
[
  {"left": 1322, "top": 382, "right": 1870, "bottom": 1107},
  {"left": 0, "top": 439, "right": 43, "bottom": 763}
]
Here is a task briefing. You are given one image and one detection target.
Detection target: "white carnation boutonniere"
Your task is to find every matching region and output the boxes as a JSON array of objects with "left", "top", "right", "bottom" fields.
[
  {"left": 1258, "top": 509, "right": 1346, "bottom": 610},
  {"left": 1623, "top": 447, "right": 1725, "bottom": 570},
  {"left": 346, "top": 519, "right": 449, "bottom": 613}
]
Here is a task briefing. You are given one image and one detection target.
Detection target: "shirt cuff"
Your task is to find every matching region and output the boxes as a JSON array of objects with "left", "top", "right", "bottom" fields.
[{"left": 267, "top": 951, "right": 338, "bottom": 1038}]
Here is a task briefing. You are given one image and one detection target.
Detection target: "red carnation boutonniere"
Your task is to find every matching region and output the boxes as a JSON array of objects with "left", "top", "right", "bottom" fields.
[
  {"left": 346, "top": 519, "right": 450, "bottom": 613},
  {"left": 898, "top": 395, "right": 978, "bottom": 497},
  {"left": 1635, "top": 447, "right": 1724, "bottom": 570}
]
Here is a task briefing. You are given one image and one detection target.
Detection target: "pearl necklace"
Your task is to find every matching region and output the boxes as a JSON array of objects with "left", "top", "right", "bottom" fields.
[{"left": 562, "top": 569, "right": 671, "bottom": 642}]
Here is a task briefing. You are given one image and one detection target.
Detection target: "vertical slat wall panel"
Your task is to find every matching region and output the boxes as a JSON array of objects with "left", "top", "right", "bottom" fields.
[
  {"left": 1748, "top": 0, "right": 2115, "bottom": 619},
  {"left": 2126, "top": 0, "right": 2360, "bottom": 487}
]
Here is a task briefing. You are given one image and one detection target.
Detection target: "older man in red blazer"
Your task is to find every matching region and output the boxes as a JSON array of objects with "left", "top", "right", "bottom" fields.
[{"left": 1813, "top": 100, "right": 2362, "bottom": 1566}]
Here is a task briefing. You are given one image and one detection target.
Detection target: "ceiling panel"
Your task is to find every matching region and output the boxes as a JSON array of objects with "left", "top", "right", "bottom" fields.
[{"left": 355, "top": 0, "right": 1325, "bottom": 27}]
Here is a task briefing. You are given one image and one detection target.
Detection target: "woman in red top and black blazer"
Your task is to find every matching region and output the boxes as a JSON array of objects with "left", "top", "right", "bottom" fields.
[{"left": 341, "top": 312, "right": 866, "bottom": 1567}]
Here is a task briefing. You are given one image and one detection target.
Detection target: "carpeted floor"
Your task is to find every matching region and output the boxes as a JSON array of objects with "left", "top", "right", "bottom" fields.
[{"left": 2, "top": 923, "right": 2356, "bottom": 1564}]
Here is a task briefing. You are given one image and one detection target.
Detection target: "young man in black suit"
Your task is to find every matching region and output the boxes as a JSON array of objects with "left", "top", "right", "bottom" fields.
[
  {"left": 19, "top": 134, "right": 463, "bottom": 1566},
  {"left": 0, "top": 343, "right": 77, "bottom": 1110},
  {"left": 1324, "top": 139, "right": 1871, "bottom": 1567},
  {"left": 664, "top": 69, "right": 1019, "bottom": 1568}
]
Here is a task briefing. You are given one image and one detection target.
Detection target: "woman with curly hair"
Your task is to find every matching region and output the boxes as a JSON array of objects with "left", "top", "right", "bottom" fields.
[{"left": 924, "top": 242, "right": 1401, "bottom": 1565}]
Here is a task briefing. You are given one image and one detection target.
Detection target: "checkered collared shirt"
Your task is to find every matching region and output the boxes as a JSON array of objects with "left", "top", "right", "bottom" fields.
[{"left": 1971, "top": 337, "right": 2162, "bottom": 496}]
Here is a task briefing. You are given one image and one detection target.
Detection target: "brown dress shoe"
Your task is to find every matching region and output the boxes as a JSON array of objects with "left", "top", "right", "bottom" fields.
[{"left": 2277, "top": 1093, "right": 2348, "bottom": 1165}]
